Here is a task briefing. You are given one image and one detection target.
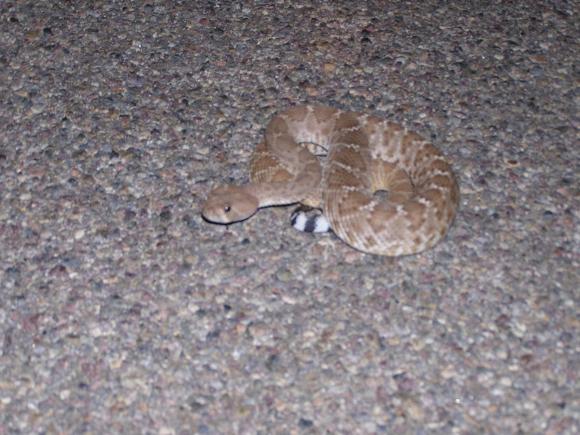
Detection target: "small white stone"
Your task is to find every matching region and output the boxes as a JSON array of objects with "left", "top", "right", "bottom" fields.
[{"left": 499, "top": 377, "right": 512, "bottom": 387}]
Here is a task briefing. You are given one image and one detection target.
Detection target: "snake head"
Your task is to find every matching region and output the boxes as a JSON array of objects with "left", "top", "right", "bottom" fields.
[{"left": 201, "top": 185, "right": 259, "bottom": 224}]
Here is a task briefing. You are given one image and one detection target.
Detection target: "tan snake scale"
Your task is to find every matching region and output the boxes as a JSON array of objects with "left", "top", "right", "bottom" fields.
[{"left": 202, "top": 105, "right": 460, "bottom": 256}]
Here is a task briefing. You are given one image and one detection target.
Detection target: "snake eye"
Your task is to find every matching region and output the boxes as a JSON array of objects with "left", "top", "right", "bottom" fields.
[{"left": 224, "top": 204, "right": 231, "bottom": 213}]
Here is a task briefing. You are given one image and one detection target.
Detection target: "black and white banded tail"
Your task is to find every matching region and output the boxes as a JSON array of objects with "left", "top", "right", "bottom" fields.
[{"left": 290, "top": 207, "right": 331, "bottom": 233}]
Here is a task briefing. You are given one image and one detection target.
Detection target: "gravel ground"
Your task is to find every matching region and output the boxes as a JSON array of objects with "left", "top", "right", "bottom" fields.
[{"left": 1, "top": 1, "right": 578, "bottom": 433}]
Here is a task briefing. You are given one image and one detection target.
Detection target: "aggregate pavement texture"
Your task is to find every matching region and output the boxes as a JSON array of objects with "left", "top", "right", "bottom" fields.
[{"left": 0, "top": 1, "right": 578, "bottom": 434}]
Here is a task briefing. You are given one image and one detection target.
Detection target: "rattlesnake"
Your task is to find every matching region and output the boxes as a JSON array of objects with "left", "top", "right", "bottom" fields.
[{"left": 202, "top": 105, "right": 459, "bottom": 256}]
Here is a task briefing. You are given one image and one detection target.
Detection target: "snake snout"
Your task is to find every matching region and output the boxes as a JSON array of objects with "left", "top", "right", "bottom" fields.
[{"left": 202, "top": 186, "right": 259, "bottom": 224}]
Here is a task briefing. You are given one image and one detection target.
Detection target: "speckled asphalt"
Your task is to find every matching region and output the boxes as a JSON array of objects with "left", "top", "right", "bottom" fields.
[{"left": 0, "top": 1, "right": 578, "bottom": 433}]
